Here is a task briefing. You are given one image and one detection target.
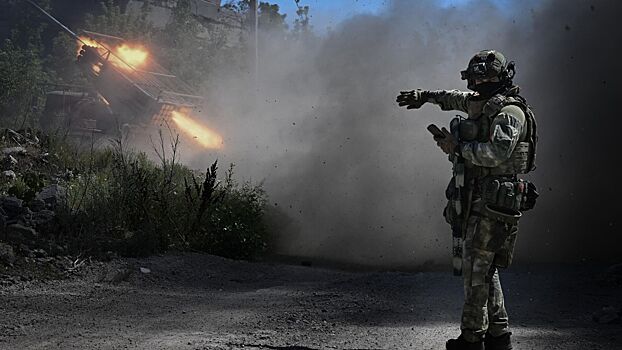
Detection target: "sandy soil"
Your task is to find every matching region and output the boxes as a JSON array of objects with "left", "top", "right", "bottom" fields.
[{"left": 1, "top": 254, "right": 620, "bottom": 350}]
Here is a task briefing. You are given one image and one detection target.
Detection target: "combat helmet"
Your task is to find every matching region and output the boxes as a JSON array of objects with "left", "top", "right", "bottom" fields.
[{"left": 461, "top": 50, "right": 515, "bottom": 95}]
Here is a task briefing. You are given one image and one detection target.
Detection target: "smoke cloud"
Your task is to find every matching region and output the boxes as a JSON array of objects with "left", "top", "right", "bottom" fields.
[{"left": 183, "top": 0, "right": 621, "bottom": 267}]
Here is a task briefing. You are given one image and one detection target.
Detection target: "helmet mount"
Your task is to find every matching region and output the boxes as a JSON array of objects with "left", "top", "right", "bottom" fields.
[{"left": 461, "top": 50, "right": 516, "bottom": 96}]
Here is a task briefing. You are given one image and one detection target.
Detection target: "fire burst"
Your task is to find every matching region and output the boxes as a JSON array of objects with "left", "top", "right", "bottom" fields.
[
  {"left": 77, "top": 36, "right": 148, "bottom": 70},
  {"left": 171, "top": 110, "right": 223, "bottom": 149},
  {"left": 115, "top": 44, "right": 148, "bottom": 68}
]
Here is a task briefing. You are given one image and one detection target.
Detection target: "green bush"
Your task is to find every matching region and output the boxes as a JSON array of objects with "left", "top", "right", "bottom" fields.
[{"left": 57, "top": 137, "right": 269, "bottom": 259}]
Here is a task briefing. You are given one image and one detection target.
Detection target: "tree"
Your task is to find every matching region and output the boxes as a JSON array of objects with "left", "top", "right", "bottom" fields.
[
  {"left": 46, "top": 33, "right": 85, "bottom": 85},
  {"left": 83, "top": 0, "right": 153, "bottom": 41},
  {"left": 5, "top": 0, "right": 51, "bottom": 53},
  {"left": 155, "top": 0, "right": 227, "bottom": 89},
  {"left": 293, "top": 0, "right": 312, "bottom": 37},
  {"left": 0, "top": 39, "right": 49, "bottom": 128},
  {"left": 258, "top": 2, "right": 288, "bottom": 33}
]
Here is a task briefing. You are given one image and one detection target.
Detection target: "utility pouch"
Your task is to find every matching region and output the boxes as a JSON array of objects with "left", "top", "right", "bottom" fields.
[
  {"left": 482, "top": 178, "right": 538, "bottom": 212},
  {"left": 522, "top": 181, "right": 539, "bottom": 211},
  {"left": 477, "top": 204, "right": 521, "bottom": 268},
  {"left": 492, "top": 221, "right": 518, "bottom": 268}
]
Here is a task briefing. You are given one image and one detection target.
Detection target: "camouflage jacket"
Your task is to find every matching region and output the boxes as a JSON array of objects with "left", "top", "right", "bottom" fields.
[{"left": 426, "top": 89, "right": 534, "bottom": 176}]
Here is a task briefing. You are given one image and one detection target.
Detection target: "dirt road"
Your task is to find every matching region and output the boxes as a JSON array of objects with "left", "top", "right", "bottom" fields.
[{"left": 1, "top": 254, "right": 620, "bottom": 350}]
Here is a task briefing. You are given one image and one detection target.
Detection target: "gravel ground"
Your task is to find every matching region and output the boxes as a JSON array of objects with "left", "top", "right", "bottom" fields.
[{"left": 1, "top": 254, "right": 620, "bottom": 350}]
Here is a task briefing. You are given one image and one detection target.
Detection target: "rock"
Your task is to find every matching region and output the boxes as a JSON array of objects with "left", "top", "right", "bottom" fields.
[
  {"left": 36, "top": 184, "right": 66, "bottom": 207},
  {"left": 5, "top": 224, "right": 39, "bottom": 243},
  {"left": 27, "top": 199, "right": 46, "bottom": 212},
  {"left": 2, "top": 146, "right": 27, "bottom": 156},
  {"left": 109, "top": 268, "right": 132, "bottom": 284},
  {"left": 0, "top": 243, "right": 16, "bottom": 265},
  {"left": 31, "top": 248, "right": 48, "bottom": 258},
  {"left": 593, "top": 306, "right": 621, "bottom": 324},
  {"left": 2, "top": 170, "right": 16, "bottom": 180},
  {"left": 606, "top": 263, "right": 622, "bottom": 277},
  {"left": 18, "top": 243, "right": 31, "bottom": 254},
  {"left": 49, "top": 243, "right": 65, "bottom": 256},
  {"left": 604, "top": 263, "right": 622, "bottom": 284},
  {"left": 33, "top": 209, "right": 55, "bottom": 225},
  {"left": 1, "top": 197, "right": 23, "bottom": 216}
]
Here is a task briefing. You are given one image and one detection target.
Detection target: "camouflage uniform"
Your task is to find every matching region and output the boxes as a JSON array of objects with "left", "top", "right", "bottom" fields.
[
  {"left": 397, "top": 50, "right": 538, "bottom": 349},
  {"left": 426, "top": 88, "right": 534, "bottom": 342}
]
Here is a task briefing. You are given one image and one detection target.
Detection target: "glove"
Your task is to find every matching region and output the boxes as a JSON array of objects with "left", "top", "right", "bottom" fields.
[
  {"left": 435, "top": 127, "right": 459, "bottom": 155},
  {"left": 396, "top": 89, "right": 428, "bottom": 109}
]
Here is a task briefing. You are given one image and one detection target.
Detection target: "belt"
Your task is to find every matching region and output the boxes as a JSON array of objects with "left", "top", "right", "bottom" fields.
[{"left": 472, "top": 204, "right": 521, "bottom": 225}]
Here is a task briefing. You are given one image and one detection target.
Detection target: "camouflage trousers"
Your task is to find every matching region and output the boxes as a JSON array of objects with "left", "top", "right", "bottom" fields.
[{"left": 460, "top": 201, "right": 519, "bottom": 343}]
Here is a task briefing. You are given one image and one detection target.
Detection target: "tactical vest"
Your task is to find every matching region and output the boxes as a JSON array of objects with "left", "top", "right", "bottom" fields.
[{"left": 461, "top": 93, "right": 538, "bottom": 177}]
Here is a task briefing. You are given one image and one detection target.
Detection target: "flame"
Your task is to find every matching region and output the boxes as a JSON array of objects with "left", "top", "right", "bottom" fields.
[
  {"left": 77, "top": 36, "right": 148, "bottom": 70},
  {"left": 77, "top": 36, "right": 100, "bottom": 54},
  {"left": 115, "top": 44, "right": 148, "bottom": 68},
  {"left": 171, "top": 110, "right": 223, "bottom": 149}
]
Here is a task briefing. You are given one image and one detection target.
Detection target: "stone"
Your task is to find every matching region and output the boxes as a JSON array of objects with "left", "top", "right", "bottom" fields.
[
  {"left": 107, "top": 268, "right": 132, "bottom": 284},
  {"left": 593, "top": 306, "right": 621, "bottom": 324},
  {"left": 33, "top": 209, "right": 55, "bottom": 225},
  {"left": 36, "top": 184, "right": 66, "bottom": 207},
  {"left": 1, "top": 197, "right": 24, "bottom": 217},
  {"left": 606, "top": 263, "right": 622, "bottom": 277},
  {"left": 2, "top": 197, "right": 23, "bottom": 210},
  {"left": 0, "top": 243, "right": 16, "bottom": 265},
  {"left": 31, "top": 248, "right": 48, "bottom": 258},
  {"left": 27, "top": 199, "right": 46, "bottom": 212},
  {"left": 2, "top": 170, "right": 16, "bottom": 179},
  {"left": 2, "top": 147, "right": 27, "bottom": 155},
  {"left": 5, "top": 224, "right": 39, "bottom": 243}
]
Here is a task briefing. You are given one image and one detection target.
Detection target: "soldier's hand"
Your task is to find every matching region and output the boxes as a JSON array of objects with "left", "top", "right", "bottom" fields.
[
  {"left": 435, "top": 127, "right": 459, "bottom": 155},
  {"left": 396, "top": 89, "right": 428, "bottom": 109}
]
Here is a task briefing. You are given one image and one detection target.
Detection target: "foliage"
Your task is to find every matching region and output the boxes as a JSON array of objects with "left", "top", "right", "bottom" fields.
[
  {"left": 83, "top": 0, "right": 153, "bottom": 41},
  {"left": 0, "top": 40, "right": 49, "bottom": 129},
  {"left": 5, "top": 0, "right": 51, "bottom": 52},
  {"left": 258, "top": 3, "right": 288, "bottom": 32},
  {"left": 156, "top": 0, "right": 228, "bottom": 88},
  {"left": 0, "top": 0, "right": 318, "bottom": 260},
  {"left": 293, "top": 0, "right": 312, "bottom": 36},
  {"left": 58, "top": 135, "right": 269, "bottom": 259},
  {"left": 46, "top": 33, "right": 85, "bottom": 85}
]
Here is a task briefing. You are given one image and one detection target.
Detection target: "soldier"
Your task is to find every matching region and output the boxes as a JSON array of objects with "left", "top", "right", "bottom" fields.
[{"left": 396, "top": 50, "right": 538, "bottom": 350}]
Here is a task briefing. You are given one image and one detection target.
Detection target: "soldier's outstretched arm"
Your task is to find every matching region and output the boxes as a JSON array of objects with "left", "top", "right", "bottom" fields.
[
  {"left": 459, "top": 105, "right": 525, "bottom": 167},
  {"left": 396, "top": 89, "right": 473, "bottom": 113}
]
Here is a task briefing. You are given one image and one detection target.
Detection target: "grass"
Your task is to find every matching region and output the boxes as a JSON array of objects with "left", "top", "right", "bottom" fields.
[{"left": 1, "top": 128, "right": 270, "bottom": 260}]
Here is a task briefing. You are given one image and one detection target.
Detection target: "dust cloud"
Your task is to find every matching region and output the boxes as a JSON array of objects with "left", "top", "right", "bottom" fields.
[{"left": 186, "top": 0, "right": 621, "bottom": 267}]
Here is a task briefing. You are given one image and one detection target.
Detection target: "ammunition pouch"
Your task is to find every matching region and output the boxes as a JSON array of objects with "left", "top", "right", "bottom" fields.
[
  {"left": 459, "top": 119, "right": 479, "bottom": 142},
  {"left": 475, "top": 177, "right": 537, "bottom": 268},
  {"left": 481, "top": 177, "right": 538, "bottom": 212}
]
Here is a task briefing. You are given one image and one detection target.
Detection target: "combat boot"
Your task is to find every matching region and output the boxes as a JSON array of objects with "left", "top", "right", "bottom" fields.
[
  {"left": 446, "top": 335, "right": 484, "bottom": 350},
  {"left": 484, "top": 332, "right": 512, "bottom": 350}
]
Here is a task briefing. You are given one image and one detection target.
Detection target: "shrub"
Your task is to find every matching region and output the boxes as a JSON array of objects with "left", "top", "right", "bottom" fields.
[{"left": 54, "top": 136, "right": 270, "bottom": 259}]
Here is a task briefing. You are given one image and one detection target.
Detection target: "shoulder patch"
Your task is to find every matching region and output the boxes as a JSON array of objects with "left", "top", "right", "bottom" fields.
[{"left": 482, "top": 94, "right": 506, "bottom": 118}]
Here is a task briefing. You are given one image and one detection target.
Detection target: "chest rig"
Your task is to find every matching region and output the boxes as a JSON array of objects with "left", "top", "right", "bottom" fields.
[{"left": 453, "top": 93, "right": 537, "bottom": 176}]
